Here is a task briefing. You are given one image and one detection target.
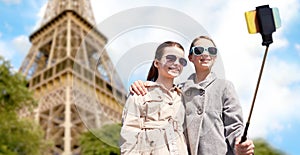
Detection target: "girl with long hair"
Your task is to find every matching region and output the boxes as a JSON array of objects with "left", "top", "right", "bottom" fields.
[{"left": 120, "top": 41, "right": 189, "bottom": 155}]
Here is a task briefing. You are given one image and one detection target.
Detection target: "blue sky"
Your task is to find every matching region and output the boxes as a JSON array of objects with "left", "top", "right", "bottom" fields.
[{"left": 1, "top": 0, "right": 300, "bottom": 154}]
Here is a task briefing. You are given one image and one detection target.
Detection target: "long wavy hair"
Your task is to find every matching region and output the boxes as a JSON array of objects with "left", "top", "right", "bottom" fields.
[{"left": 146, "top": 41, "right": 184, "bottom": 82}]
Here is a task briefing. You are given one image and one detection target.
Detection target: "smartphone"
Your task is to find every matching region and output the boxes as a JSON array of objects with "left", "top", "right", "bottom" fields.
[
  {"left": 245, "top": 8, "right": 281, "bottom": 34},
  {"left": 272, "top": 8, "right": 281, "bottom": 29},
  {"left": 245, "top": 10, "right": 259, "bottom": 34}
]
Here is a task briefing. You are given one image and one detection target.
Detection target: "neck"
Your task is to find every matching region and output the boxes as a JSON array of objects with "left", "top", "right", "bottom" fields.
[
  {"left": 195, "top": 69, "right": 210, "bottom": 83},
  {"left": 155, "top": 76, "right": 174, "bottom": 90}
]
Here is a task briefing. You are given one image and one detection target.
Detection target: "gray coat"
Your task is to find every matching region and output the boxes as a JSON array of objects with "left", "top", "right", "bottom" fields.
[{"left": 181, "top": 72, "right": 244, "bottom": 155}]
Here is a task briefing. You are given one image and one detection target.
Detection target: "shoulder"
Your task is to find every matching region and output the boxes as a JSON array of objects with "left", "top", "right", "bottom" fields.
[
  {"left": 219, "top": 79, "right": 236, "bottom": 90},
  {"left": 126, "top": 86, "right": 164, "bottom": 103},
  {"left": 213, "top": 78, "right": 235, "bottom": 88}
]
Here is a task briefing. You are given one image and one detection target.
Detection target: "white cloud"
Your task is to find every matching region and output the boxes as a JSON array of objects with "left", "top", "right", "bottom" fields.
[
  {"left": 295, "top": 44, "right": 300, "bottom": 57},
  {"left": 296, "top": 44, "right": 300, "bottom": 50},
  {"left": 0, "top": 35, "right": 31, "bottom": 69},
  {"left": 28, "top": 0, "right": 41, "bottom": 9},
  {"left": 0, "top": 40, "right": 13, "bottom": 59},
  {"left": 247, "top": 57, "right": 300, "bottom": 138},
  {"left": 31, "top": 2, "right": 47, "bottom": 31},
  {"left": 4, "top": 22, "right": 13, "bottom": 32},
  {"left": 12, "top": 35, "right": 30, "bottom": 55},
  {"left": 1, "top": 0, "right": 21, "bottom": 5}
]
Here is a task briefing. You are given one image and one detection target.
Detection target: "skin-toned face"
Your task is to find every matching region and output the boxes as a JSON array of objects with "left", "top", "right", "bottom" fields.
[
  {"left": 154, "top": 46, "right": 185, "bottom": 79},
  {"left": 188, "top": 38, "right": 217, "bottom": 71}
]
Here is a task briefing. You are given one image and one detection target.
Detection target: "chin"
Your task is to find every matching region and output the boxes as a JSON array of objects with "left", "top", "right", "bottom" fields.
[{"left": 168, "top": 71, "right": 180, "bottom": 77}]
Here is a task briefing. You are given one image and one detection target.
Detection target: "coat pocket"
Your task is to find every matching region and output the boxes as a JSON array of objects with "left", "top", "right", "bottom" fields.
[{"left": 141, "top": 92, "right": 163, "bottom": 118}]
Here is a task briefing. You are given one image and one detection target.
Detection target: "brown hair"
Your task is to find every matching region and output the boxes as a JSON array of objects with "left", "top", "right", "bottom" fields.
[
  {"left": 147, "top": 41, "right": 184, "bottom": 82},
  {"left": 189, "top": 36, "right": 217, "bottom": 55}
]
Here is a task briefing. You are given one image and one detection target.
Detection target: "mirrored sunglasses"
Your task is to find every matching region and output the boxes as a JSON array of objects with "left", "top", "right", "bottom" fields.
[
  {"left": 190, "top": 46, "right": 218, "bottom": 56},
  {"left": 164, "top": 54, "right": 187, "bottom": 67}
]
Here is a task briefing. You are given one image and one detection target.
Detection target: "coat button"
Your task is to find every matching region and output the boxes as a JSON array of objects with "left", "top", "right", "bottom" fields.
[
  {"left": 197, "top": 109, "right": 203, "bottom": 115},
  {"left": 199, "top": 89, "right": 205, "bottom": 96},
  {"left": 185, "top": 90, "right": 191, "bottom": 96},
  {"left": 150, "top": 141, "right": 155, "bottom": 147}
]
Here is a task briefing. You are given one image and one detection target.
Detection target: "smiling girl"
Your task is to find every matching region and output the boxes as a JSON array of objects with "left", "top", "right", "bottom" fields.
[{"left": 120, "top": 41, "right": 189, "bottom": 155}]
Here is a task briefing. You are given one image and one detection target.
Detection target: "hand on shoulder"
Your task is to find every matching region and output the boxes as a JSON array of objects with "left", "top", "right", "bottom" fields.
[{"left": 129, "top": 80, "right": 149, "bottom": 96}]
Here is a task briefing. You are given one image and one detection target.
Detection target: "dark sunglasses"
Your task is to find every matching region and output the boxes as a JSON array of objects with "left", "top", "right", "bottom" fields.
[
  {"left": 190, "top": 46, "right": 218, "bottom": 56},
  {"left": 164, "top": 54, "right": 187, "bottom": 67}
]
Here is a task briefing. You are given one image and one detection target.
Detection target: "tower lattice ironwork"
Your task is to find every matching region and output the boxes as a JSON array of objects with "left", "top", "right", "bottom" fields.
[{"left": 19, "top": 0, "right": 126, "bottom": 154}]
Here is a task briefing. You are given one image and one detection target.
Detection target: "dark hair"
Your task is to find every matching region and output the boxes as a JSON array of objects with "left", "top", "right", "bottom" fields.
[
  {"left": 146, "top": 41, "right": 184, "bottom": 82},
  {"left": 189, "top": 36, "right": 217, "bottom": 55}
]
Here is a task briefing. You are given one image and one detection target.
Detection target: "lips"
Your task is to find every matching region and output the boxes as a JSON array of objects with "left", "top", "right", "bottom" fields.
[
  {"left": 168, "top": 65, "right": 182, "bottom": 75},
  {"left": 200, "top": 58, "right": 211, "bottom": 62},
  {"left": 168, "top": 66, "right": 181, "bottom": 72},
  {"left": 198, "top": 58, "right": 213, "bottom": 67},
  {"left": 200, "top": 58, "right": 211, "bottom": 64}
]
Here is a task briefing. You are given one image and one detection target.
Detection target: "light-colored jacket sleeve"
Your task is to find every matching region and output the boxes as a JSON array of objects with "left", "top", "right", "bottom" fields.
[
  {"left": 222, "top": 81, "right": 244, "bottom": 151},
  {"left": 120, "top": 94, "right": 143, "bottom": 155}
]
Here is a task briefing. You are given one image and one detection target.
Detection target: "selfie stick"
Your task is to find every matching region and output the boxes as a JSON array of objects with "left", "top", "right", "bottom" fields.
[{"left": 240, "top": 5, "right": 281, "bottom": 143}]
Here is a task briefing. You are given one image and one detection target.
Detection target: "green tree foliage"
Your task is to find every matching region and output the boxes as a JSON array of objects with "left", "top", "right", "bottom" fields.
[
  {"left": 0, "top": 56, "right": 51, "bottom": 155},
  {"left": 0, "top": 112, "right": 48, "bottom": 155},
  {"left": 0, "top": 56, "right": 36, "bottom": 111},
  {"left": 80, "top": 123, "right": 121, "bottom": 155},
  {"left": 254, "top": 138, "right": 286, "bottom": 155}
]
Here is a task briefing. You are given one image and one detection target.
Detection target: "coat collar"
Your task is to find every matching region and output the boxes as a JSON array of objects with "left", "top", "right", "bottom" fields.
[
  {"left": 183, "top": 72, "right": 217, "bottom": 90},
  {"left": 146, "top": 81, "right": 182, "bottom": 94}
]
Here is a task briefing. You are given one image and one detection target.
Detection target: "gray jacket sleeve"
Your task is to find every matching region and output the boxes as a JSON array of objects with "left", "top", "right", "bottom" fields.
[{"left": 222, "top": 81, "right": 244, "bottom": 151}]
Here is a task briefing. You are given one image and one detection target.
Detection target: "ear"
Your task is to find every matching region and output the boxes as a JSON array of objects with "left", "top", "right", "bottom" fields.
[
  {"left": 188, "top": 55, "right": 193, "bottom": 62},
  {"left": 154, "top": 59, "right": 159, "bottom": 68}
]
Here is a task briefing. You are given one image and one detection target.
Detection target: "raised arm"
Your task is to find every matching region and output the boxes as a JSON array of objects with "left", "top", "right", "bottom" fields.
[
  {"left": 222, "top": 81, "right": 244, "bottom": 151},
  {"left": 222, "top": 81, "right": 255, "bottom": 155}
]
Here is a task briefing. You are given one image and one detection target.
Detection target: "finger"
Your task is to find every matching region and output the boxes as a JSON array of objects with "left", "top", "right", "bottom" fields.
[
  {"left": 239, "top": 139, "right": 253, "bottom": 147},
  {"left": 130, "top": 84, "right": 140, "bottom": 95},
  {"left": 136, "top": 81, "right": 147, "bottom": 95},
  {"left": 131, "top": 82, "right": 143, "bottom": 95},
  {"left": 131, "top": 81, "right": 143, "bottom": 95},
  {"left": 244, "top": 140, "right": 254, "bottom": 148},
  {"left": 133, "top": 80, "right": 146, "bottom": 95},
  {"left": 243, "top": 148, "right": 254, "bottom": 155},
  {"left": 236, "top": 148, "right": 254, "bottom": 155},
  {"left": 235, "top": 137, "right": 241, "bottom": 144},
  {"left": 129, "top": 85, "right": 133, "bottom": 94},
  {"left": 141, "top": 81, "right": 149, "bottom": 94},
  {"left": 235, "top": 142, "right": 255, "bottom": 155}
]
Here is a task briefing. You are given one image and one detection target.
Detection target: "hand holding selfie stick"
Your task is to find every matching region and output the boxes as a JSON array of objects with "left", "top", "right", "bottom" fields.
[{"left": 240, "top": 5, "right": 281, "bottom": 143}]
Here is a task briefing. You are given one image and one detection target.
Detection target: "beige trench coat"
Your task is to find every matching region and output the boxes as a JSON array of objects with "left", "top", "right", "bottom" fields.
[{"left": 120, "top": 82, "right": 188, "bottom": 155}]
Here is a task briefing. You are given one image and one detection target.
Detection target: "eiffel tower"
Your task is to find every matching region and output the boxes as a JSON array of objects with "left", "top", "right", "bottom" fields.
[{"left": 19, "top": 0, "right": 126, "bottom": 154}]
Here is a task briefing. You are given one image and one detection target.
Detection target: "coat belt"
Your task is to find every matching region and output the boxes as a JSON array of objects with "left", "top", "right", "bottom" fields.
[{"left": 141, "top": 118, "right": 180, "bottom": 155}]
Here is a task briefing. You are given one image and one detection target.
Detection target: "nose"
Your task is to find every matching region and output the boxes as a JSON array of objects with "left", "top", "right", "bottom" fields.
[
  {"left": 173, "top": 58, "right": 181, "bottom": 65},
  {"left": 202, "top": 49, "right": 210, "bottom": 56}
]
